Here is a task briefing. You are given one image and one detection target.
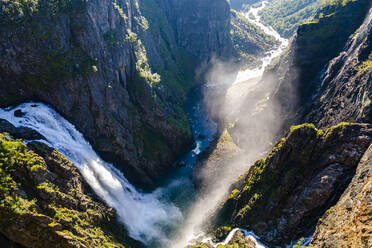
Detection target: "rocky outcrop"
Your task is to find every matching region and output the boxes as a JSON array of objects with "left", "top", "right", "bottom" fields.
[
  {"left": 303, "top": 7, "right": 372, "bottom": 128},
  {"left": 192, "top": 129, "right": 242, "bottom": 191},
  {"left": 0, "top": 118, "right": 45, "bottom": 140},
  {"left": 0, "top": 131, "right": 142, "bottom": 248},
  {"left": 281, "top": 0, "right": 371, "bottom": 108},
  {"left": 210, "top": 123, "right": 372, "bottom": 246},
  {"left": 0, "top": 0, "right": 234, "bottom": 189},
  {"left": 309, "top": 143, "right": 372, "bottom": 248}
]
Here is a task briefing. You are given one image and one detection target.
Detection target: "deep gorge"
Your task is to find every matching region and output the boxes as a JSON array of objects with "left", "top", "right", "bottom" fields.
[{"left": 0, "top": 0, "right": 371, "bottom": 248}]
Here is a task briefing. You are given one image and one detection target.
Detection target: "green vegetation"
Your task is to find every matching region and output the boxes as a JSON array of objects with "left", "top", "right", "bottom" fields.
[
  {"left": 20, "top": 45, "right": 97, "bottom": 91},
  {"left": 358, "top": 60, "right": 372, "bottom": 73},
  {"left": 0, "top": 134, "right": 128, "bottom": 247},
  {"left": 0, "top": 0, "right": 98, "bottom": 91},
  {"left": 292, "top": 0, "right": 370, "bottom": 102},
  {"left": 167, "top": 114, "right": 192, "bottom": 138},
  {"left": 0, "top": 0, "right": 85, "bottom": 24},
  {"left": 357, "top": 51, "right": 372, "bottom": 73},
  {"left": 218, "top": 129, "right": 235, "bottom": 145},
  {"left": 139, "top": 0, "right": 195, "bottom": 95},
  {"left": 258, "top": 0, "right": 322, "bottom": 38},
  {"left": 104, "top": 29, "right": 126, "bottom": 48},
  {"left": 230, "top": 10, "right": 279, "bottom": 68},
  {"left": 292, "top": 237, "right": 308, "bottom": 248},
  {"left": 216, "top": 122, "right": 360, "bottom": 228}
]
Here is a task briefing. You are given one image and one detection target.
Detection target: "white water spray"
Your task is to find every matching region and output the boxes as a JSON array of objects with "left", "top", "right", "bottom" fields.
[
  {"left": 0, "top": 103, "right": 182, "bottom": 245},
  {"left": 172, "top": 1, "right": 291, "bottom": 247},
  {"left": 234, "top": 1, "right": 288, "bottom": 84}
]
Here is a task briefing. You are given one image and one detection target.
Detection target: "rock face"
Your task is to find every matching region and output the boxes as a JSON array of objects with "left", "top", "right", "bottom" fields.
[
  {"left": 0, "top": 0, "right": 233, "bottom": 188},
  {"left": 309, "top": 143, "right": 372, "bottom": 248},
  {"left": 260, "top": 0, "right": 372, "bottom": 127},
  {"left": 0, "top": 132, "right": 143, "bottom": 248},
  {"left": 303, "top": 7, "right": 372, "bottom": 128},
  {"left": 211, "top": 123, "right": 372, "bottom": 246}
]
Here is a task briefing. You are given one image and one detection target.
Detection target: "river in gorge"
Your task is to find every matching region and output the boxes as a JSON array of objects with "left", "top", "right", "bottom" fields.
[{"left": 0, "top": 1, "right": 295, "bottom": 248}]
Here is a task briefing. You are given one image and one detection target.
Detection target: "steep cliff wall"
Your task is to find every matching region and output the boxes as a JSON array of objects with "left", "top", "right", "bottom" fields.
[
  {"left": 270, "top": 0, "right": 371, "bottom": 115},
  {"left": 210, "top": 123, "right": 372, "bottom": 246},
  {"left": 0, "top": 0, "right": 233, "bottom": 189},
  {"left": 309, "top": 143, "right": 372, "bottom": 248},
  {"left": 303, "top": 7, "right": 372, "bottom": 128}
]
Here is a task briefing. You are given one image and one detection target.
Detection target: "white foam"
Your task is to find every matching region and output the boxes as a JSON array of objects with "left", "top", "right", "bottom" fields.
[{"left": 0, "top": 103, "right": 182, "bottom": 245}]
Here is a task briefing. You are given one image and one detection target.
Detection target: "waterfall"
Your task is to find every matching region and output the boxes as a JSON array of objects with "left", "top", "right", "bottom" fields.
[{"left": 0, "top": 102, "right": 182, "bottom": 245}]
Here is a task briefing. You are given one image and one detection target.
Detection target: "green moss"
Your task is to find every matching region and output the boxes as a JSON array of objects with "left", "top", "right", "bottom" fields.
[
  {"left": 218, "top": 129, "right": 235, "bottom": 145},
  {"left": 324, "top": 121, "right": 353, "bottom": 138},
  {"left": 290, "top": 123, "right": 317, "bottom": 133},
  {"left": 0, "top": 134, "right": 129, "bottom": 247},
  {"left": 292, "top": 237, "right": 309, "bottom": 248},
  {"left": 229, "top": 189, "right": 240, "bottom": 199},
  {"left": 0, "top": 0, "right": 86, "bottom": 25},
  {"left": 357, "top": 60, "right": 372, "bottom": 73}
]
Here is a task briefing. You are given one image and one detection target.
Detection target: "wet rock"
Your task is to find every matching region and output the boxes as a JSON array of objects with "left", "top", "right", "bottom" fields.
[
  {"left": 0, "top": 119, "right": 45, "bottom": 140},
  {"left": 14, "top": 109, "right": 25, "bottom": 117}
]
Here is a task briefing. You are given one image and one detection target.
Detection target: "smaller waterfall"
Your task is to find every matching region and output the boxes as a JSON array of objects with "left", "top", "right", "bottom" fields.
[{"left": 0, "top": 103, "right": 182, "bottom": 245}]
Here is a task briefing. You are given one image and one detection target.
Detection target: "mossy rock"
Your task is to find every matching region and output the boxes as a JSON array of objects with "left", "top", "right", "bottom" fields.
[
  {"left": 210, "top": 122, "right": 372, "bottom": 246},
  {"left": 0, "top": 133, "right": 142, "bottom": 248}
]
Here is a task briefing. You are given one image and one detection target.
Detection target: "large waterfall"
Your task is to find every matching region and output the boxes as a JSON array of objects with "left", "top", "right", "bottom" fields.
[{"left": 0, "top": 103, "right": 182, "bottom": 245}]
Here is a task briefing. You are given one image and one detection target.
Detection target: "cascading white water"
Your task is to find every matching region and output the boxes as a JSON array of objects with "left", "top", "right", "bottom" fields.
[
  {"left": 233, "top": 1, "right": 288, "bottom": 84},
  {"left": 0, "top": 103, "right": 182, "bottom": 245}
]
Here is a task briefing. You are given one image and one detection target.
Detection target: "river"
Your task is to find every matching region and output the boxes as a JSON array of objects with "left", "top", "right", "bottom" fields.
[{"left": 0, "top": 1, "right": 290, "bottom": 248}]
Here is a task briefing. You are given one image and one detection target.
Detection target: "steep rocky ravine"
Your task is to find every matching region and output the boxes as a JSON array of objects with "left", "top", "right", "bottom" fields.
[
  {"left": 1, "top": 0, "right": 372, "bottom": 247},
  {"left": 191, "top": 0, "right": 372, "bottom": 247},
  {"left": 0, "top": 0, "right": 279, "bottom": 190},
  {"left": 0, "top": 0, "right": 237, "bottom": 189}
]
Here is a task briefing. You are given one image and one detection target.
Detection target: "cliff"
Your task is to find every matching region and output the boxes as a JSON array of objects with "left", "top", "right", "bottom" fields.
[
  {"left": 209, "top": 123, "right": 372, "bottom": 246},
  {"left": 271, "top": 0, "right": 371, "bottom": 116},
  {"left": 0, "top": 121, "right": 143, "bottom": 248},
  {"left": 303, "top": 6, "right": 372, "bottom": 128},
  {"left": 309, "top": 143, "right": 372, "bottom": 248},
  {"left": 0, "top": 0, "right": 233, "bottom": 189}
]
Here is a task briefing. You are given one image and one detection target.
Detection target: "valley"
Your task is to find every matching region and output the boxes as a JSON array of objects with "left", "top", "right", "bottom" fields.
[{"left": 0, "top": 0, "right": 371, "bottom": 248}]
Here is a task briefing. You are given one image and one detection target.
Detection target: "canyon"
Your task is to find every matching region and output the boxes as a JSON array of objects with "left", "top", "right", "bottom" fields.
[{"left": 0, "top": 0, "right": 371, "bottom": 248}]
